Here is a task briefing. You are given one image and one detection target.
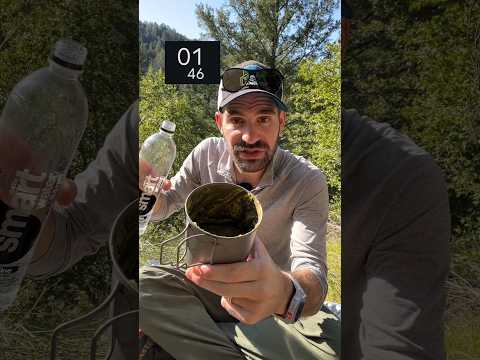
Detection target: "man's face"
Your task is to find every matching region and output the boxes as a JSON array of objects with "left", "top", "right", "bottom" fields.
[{"left": 215, "top": 93, "right": 286, "bottom": 173}]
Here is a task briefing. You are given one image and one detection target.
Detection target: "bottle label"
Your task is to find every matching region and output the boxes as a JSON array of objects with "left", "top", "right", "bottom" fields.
[
  {"left": 0, "top": 169, "right": 63, "bottom": 265},
  {"left": 139, "top": 175, "right": 163, "bottom": 230},
  {"left": 142, "top": 174, "right": 163, "bottom": 194},
  {"left": 139, "top": 192, "right": 157, "bottom": 217},
  {"left": 0, "top": 202, "right": 42, "bottom": 264},
  {"left": 8, "top": 169, "right": 64, "bottom": 211}
]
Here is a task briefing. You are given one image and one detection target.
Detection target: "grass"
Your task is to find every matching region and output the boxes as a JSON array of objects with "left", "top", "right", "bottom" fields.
[
  {"left": 0, "top": 256, "right": 112, "bottom": 359},
  {"left": 444, "top": 270, "right": 480, "bottom": 360},
  {"left": 445, "top": 312, "right": 480, "bottom": 360},
  {"left": 325, "top": 222, "right": 341, "bottom": 304}
]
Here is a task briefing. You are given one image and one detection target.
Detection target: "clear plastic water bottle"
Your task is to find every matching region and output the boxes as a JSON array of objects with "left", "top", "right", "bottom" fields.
[
  {"left": 139, "top": 121, "right": 176, "bottom": 236},
  {"left": 0, "top": 39, "right": 88, "bottom": 311}
]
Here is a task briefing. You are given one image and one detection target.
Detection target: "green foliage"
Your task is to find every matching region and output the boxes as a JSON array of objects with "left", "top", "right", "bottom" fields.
[
  {"left": 196, "top": 0, "right": 339, "bottom": 74},
  {"left": 140, "top": 70, "right": 217, "bottom": 173},
  {"left": 402, "top": 3, "right": 480, "bottom": 283},
  {"left": 283, "top": 43, "right": 341, "bottom": 222}
]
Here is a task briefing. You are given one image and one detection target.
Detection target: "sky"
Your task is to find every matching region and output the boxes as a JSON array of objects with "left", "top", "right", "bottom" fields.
[{"left": 139, "top": 0, "right": 341, "bottom": 41}]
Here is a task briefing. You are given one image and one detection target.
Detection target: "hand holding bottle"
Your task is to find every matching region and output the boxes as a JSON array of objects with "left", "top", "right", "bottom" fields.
[
  {"left": 0, "top": 39, "right": 88, "bottom": 311},
  {"left": 139, "top": 158, "right": 171, "bottom": 193},
  {"left": 138, "top": 121, "right": 176, "bottom": 235}
]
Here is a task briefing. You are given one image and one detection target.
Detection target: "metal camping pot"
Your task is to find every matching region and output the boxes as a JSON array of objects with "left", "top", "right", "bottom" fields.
[
  {"left": 159, "top": 182, "right": 263, "bottom": 267},
  {"left": 50, "top": 199, "right": 139, "bottom": 360}
]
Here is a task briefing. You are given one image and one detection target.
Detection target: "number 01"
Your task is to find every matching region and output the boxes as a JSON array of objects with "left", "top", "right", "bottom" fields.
[{"left": 178, "top": 48, "right": 201, "bottom": 66}]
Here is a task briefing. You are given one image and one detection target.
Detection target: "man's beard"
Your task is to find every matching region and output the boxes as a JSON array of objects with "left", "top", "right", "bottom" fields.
[{"left": 231, "top": 140, "right": 277, "bottom": 173}]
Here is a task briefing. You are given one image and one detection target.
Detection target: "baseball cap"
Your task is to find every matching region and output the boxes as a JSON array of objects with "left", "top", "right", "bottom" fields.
[{"left": 217, "top": 60, "right": 288, "bottom": 112}]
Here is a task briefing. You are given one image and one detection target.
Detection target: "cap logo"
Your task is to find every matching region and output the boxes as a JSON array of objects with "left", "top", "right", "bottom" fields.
[
  {"left": 240, "top": 74, "right": 258, "bottom": 87},
  {"left": 246, "top": 75, "right": 258, "bottom": 86}
]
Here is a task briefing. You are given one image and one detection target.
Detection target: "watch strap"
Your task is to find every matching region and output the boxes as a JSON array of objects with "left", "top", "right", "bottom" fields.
[{"left": 281, "top": 274, "right": 306, "bottom": 323}]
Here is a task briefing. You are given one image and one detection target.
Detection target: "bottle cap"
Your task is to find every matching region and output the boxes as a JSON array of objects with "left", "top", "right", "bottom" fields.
[
  {"left": 53, "top": 39, "right": 88, "bottom": 67},
  {"left": 161, "top": 120, "right": 176, "bottom": 133}
]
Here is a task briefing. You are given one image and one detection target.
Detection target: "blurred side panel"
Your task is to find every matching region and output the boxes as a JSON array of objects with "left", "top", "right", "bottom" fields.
[
  {"left": 0, "top": 1, "right": 138, "bottom": 359},
  {"left": 342, "top": 0, "right": 479, "bottom": 359}
]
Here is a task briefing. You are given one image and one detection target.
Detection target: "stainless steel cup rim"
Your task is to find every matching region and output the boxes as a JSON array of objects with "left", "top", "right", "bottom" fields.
[{"left": 184, "top": 182, "right": 263, "bottom": 239}]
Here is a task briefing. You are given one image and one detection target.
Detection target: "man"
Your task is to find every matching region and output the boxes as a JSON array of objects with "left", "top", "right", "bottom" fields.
[{"left": 140, "top": 61, "right": 340, "bottom": 359}]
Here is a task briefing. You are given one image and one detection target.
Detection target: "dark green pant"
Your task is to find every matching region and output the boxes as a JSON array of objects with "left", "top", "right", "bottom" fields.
[{"left": 140, "top": 265, "right": 340, "bottom": 360}]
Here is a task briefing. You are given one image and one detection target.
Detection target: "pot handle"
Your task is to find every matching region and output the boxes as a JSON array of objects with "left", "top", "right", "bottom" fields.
[
  {"left": 175, "top": 234, "right": 218, "bottom": 268},
  {"left": 158, "top": 228, "right": 218, "bottom": 268},
  {"left": 158, "top": 224, "right": 188, "bottom": 267}
]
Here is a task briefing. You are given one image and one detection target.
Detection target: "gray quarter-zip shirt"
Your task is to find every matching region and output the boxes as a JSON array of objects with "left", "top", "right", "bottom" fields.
[{"left": 151, "top": 137, "right": 329, "bottom": 298}]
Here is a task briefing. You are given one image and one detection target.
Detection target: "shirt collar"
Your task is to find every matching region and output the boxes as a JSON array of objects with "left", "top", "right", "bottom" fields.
[{"left": 217, "top": 141, "right": 280, "bottom": 188}]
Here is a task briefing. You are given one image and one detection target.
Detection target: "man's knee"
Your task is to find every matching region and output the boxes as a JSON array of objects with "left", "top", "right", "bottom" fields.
[{"left": 140, "top": 266, "right": 189, "bottom": 305}]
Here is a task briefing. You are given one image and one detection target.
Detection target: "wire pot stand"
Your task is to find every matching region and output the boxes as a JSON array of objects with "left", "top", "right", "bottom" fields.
[
  {"left": 49, "top": 282, "right": 138, "bottom": 360},
  {"left": 47, "top": 217, "right": 203, "bottom": 359},
  {"left": 50, "top": 199, "right": 139, "bottom": 360},
  {"left": 48, "top": 228, "right": 207, "bottom": 360}
]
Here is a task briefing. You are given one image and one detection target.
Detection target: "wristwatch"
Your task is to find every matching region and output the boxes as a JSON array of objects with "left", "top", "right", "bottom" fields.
[{"left": 279, "top": 274, "right": 306, "bottom": 323}]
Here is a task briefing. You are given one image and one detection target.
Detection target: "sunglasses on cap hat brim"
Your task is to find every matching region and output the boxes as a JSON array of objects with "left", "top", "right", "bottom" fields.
[{"left": 221, "top": 67, "right": 284, "bottom": 99}]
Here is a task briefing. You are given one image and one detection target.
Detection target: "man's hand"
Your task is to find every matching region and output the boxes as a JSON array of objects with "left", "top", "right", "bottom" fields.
[
  {"left": 32, "top": 163, "right": 171, "bottom": 261},
  {"left": 185, "top": 237, "right": 294, "bottom": 325},
  {"left": 0, "top": 131, "right": 36, "bottom": 203},
  {"left": 139, "top": 158, "right": 154, "bottom": 191},
  {"left": 55, "top": 178, "right": 77, "bottom": 206}
]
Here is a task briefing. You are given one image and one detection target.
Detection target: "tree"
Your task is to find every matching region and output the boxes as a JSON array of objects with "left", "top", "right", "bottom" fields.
[
  {"left": 196, "top": 0, "right": 339, "bottom": 75},
  {"left": 283, "top": 43, "right": 341, "bottom": 222},
  {"left": 139, "top": 21, "right": 188, "bottom": 74}
]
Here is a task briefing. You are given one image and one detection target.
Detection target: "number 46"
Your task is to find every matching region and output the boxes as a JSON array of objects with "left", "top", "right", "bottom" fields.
[{"left": 188, "top": 68, "right": 204, "bottom": 80}]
